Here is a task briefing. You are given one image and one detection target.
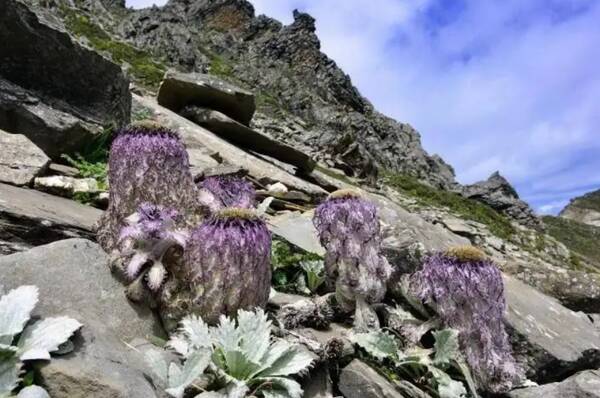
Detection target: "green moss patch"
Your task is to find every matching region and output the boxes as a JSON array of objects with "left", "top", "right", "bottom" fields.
[
  {"left": 382, "top": 172, "right": 515, "bottom": 240},
  {"left": 61, "top": 8, "right": 166, "bottom": 89}
]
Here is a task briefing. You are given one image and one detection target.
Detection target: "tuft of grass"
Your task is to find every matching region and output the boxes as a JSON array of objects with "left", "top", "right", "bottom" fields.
[
  {"left": 382, "top": 172, "right": 516, "bottom": 241},
  {"left": 542, "top": 215, "right": 600, "bottom": 267},
  {"left": 61, "top": 8, "right": 166, "bottom": 89},
  {"left": 209, "top": 54, "right": 234, "bottom": 78}
]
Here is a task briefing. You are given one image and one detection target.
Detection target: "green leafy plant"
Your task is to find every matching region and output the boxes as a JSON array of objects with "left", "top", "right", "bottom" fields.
[
  {"left": 297, "top": 261, "right": 326, "bottom": 295},
  {"left": 351, "top": 328, "right": 478, "bottom": 398},
  {"left": 0, "top": 286, "right": 82, "bottom": 398},
  {"left": 271, "top": 240, "right": 322, "bottom": 294},
  {"left": 145, "top": 309, "right": 313, "bottom": 398}
]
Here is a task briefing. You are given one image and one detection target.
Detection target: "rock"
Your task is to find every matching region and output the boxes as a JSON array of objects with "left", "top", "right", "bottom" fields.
[
  {"left": 504, "top": 275, "right": 600, "bottom": 382},
  {"left": 0, "top": 78, "right": 105, "bottom": 160},
  {"left": 0, "top": 239, "right": 164, "bottom": 397},
  {"left": 302, "top": 365, "right": 334, "bottom": 398},
  {"left": 268, "top": 210, "right": 326, "bottom": 256},
  {"left": 559, "top": 189, "right": 600, "bottom": 227},
  {"left": 47, "top": 163, "right": 80, "bottom": 178},
  {"left": 157, "top": 70, "right": 255, "bottom": 125},
  {"left": 0, "top": 129, "right": 50, "bottom": 186},
  {"left": 0, "top": 0, "right": 130, "bottom": 126},
  {"left": 33, "top": 175, "right": 101, "bottom": 197},
  {"left": 180, "top": 106, "right": 315, "bottom": 172},
  {"left": 134, "top": 94, "right": 327, "bottom": 199},
  {"left": 463, "top": 172, "right": 543, "bottom": 230},
  {"left": 339, "top": 359, "right": 432, "bottom": 398},
  {"left": 268, "top": 182, "right": 289, "bottom": 194},
  {"left": 508, "top": 370, "right": 600, "bottom": 398},
  {"left": 0, "top": 183, "right": 102, "bottom": 254}
]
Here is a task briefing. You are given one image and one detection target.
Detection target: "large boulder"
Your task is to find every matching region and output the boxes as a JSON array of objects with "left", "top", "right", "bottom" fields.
[
  {"left": 0, "top": 0, "right": 130, "bottom": 125},
  {"left": 508, "top": 369, "right": 600, "bottom": 398},
  {"left": 0, "top": 0, "right": 130, "bottom": 159},
  {"left": 463, "top": 172, "right": 543, "bottom": 230},
  {"left": 157, "top": 70, "right": 255, "bottom": 125},
  {"left": 181, "top": 106, "right": 315, "bottom": 172},
  {"left": 0, "top": 183, "right": 102, "bottom": 255},
  {"left": 0, "top": 128, "right": 50, "bottom": 186},
  {"left": 504, "top": 275, "right": 600, "bottom": 382},
  {"left": 0, "top": 239, "right": 164, "bottom": 397}
]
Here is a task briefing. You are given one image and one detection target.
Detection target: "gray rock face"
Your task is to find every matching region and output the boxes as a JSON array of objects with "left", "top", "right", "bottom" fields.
[
  {"left": 0, "top": 129, "right": 50, "bottom": 186},
  {"left": 463, "top": 172, "right": 543, "bottom": 229},
  {"left": 157, "top": 70, "right": 255, "bottom": 125},
  {"left": 33, "top": 176, "right": 101, "bottom": 198},
  {"left": 560, "top": 189, "right": 600, "bottom": 227},
  {"left": 0, "top": 239, "right": 164, "bottom": 398},
  {"left": 0, "top": 183, "right": 101, "bottom": 254},
  {"left": 0, "top": 78, "right": 104, "bottom": 160},
  {"left": 180, "top": 105, "right": 315, "bottom": 172},
  {"left": 0, "top": 0, "right": 130, "bottom": 126},
  {"left": 504, "top": 275, "right": 600, "bottom": 382},
  {"left": 339, "top": 359, "right": 432, "bottom": 398},
  {"left": 508, "top": 370, "right": 600, "bottom": 398}
]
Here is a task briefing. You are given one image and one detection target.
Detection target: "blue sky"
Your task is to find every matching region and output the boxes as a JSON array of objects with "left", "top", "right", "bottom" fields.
[{"left": 127, "top": 0, "right": 600, "bottom": 215}]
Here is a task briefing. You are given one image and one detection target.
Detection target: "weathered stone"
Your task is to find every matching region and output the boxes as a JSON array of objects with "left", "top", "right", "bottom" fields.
[
  {"left": 0, "top": 78, "right": 104, "bottom": 160},
  {"left": 302, "top": 365, "right": 334, "bottom": 398},
  {"left": 34, "top": 175, "right": 101, "bottom": 197},
  {"left": 157, "top": 70, "right": 255, "bottom": 125},
  {"left": 0, "top": 239, "right": 164, "bottom": 397},
  {"left": 0, "top": 129, "right": 50, "bottom": 186},
  {"left": 47, "top": 163, "right": 80, "bottom": 178},
  {"left": 0, "top": 183, "right": 102, "bottom": 254},
  {"left": 268, "top": 210, "right": 326, "bottom": 256},
  {"left": 508, "top": 370, "right": 600, "bottom": 398},
  {"left": 504, "top": 275, "right": 600, "bottom": 382},
  {"left": 181, "top": 106, "right": 315, "bottom": 171},
  {"left": 560, "top": 189, "right": 600, "bottom": 227},
  {"left": 463, "top": 172, "right": 543, "bottom": 230},
  {"left": 134, "top": 94, "right": 327, "bottom": 199},
  {"left": 339, "top": 359, "right": 432, "bottom": 398},
  {"left": 0, "top": 0, "right": 130, "bottom": 126}
]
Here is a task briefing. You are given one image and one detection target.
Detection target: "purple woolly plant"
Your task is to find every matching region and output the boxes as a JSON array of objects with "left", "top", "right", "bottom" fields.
[
  {"left": 118, "top": 203, "right": 189, "bottom": 295},
  {"left": 410, "top": 245, "right": 520, "bottom": 393},
  {"left": 313, "top": 189, "right": 391, "bottom": 330},
  {"left": 183, "top": 207, "right": 272, "bottom": 323},
  {"left": 97, "top": 121, "right": 198, "bottom": 252},
  {"left": 197, "top": 174, "right": 256, "bottom": 212}
]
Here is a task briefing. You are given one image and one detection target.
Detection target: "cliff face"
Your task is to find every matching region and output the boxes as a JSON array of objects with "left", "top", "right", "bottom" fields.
[
  {"left": 50, "top": 0, "right": 458, "bottom": 187},
  {"left": 559, "top": 189, "right": 600, "bottom": 227}
]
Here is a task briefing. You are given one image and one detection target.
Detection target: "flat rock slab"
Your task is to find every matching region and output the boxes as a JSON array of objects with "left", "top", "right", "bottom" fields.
[
  {"left": 0, "top": 239, "right": 164, "bottom": 397},
  {"left": 268, "top": 210, "right": 325, "bottom": 256},
  {"left": 0, "top": 0, "right": 130, "bottom": 126},
  {"left": 339, "top": 359, "right": 432, "bottom": 398},
  {"left": 0, "top": 129, "right": 50, "bottom": 185},
  {"left": 135, "top": 94, "right": 327, "bottom": 199},
  {"left": 508, "top": 369, "right": 600, "bottom": 398},
  {"left": 504, "top": 275, "right": 600, "bottom": 382},
  {"left": 158, "top": 70, "right": 255, "bottom": 125},
  {"left": 181, "top": 106, "right": 315, "bottom": 172},
  {"left": 0, "top": 183, "right": 102, "bottom": 254}
]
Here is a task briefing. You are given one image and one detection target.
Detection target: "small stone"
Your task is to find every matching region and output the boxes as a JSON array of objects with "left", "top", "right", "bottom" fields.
[{"left": 0, "top": 129, "right": 50, "bottom": 186}]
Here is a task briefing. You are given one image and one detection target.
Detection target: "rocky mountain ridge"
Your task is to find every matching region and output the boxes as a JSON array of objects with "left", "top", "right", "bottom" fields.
[
  {"left": 2, "top": 0, "right": 600, "bottom": 397},
  {"left": 559, "top": 188, "right": 600, "bottom": 227}
]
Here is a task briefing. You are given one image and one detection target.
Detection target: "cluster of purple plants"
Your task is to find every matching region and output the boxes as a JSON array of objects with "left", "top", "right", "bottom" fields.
[
  {"left": 184, "top": 208, "right": 272, "bottom": 323},
  {"left": 197, "top": 174, "right": 256, "bottom": 212},
  {"left": 411, "top": 247, "right": 520, "bottom": 393},
  {"left": 313, "top": 189, "right": 391, "bottom": 309},
  {"left": 97, "top": 121, "right": 198, "bottom": 252}
]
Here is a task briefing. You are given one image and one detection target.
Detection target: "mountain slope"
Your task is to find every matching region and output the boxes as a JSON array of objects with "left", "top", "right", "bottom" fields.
[{"left": 559, "top": 188, "right": 600, "bottom": 227}]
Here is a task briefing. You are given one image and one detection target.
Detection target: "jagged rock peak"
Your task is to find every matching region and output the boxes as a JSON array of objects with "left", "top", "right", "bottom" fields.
[{"left": 291, "top": 9, "right": 316, "bottom": 32}]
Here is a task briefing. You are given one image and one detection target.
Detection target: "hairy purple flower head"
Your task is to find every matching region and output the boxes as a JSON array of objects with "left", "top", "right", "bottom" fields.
[
  {"left": 411, "top": 246, "right": 520, "bottom": 393},
  {"left": 97, "top": 121, "right": 198, "bottom": 252},
  {"left": 313, "top": 189, "right": 391, "bottom": 309},
  {"left": 119, "top": 203, "right": 189, "bottom": 292},
  {"left": 184, "top": 207, "right": 271, "bottom": 323},
  {"left": 197, "top": 175, "right": 255, "bottom": 212}
]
